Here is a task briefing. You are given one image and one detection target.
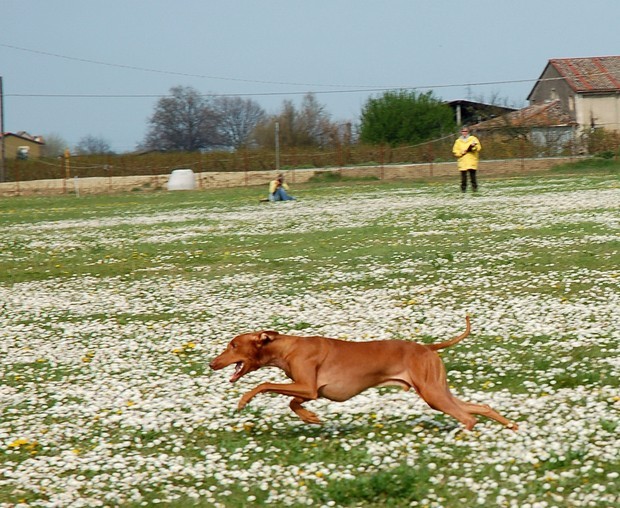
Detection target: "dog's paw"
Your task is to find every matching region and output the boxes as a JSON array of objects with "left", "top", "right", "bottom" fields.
[
  {"left": 299, "top": 411, "right": 322, "bottom": 425},
  {"left": 237, "top": 393, "right": 253, "bottom": 411}
]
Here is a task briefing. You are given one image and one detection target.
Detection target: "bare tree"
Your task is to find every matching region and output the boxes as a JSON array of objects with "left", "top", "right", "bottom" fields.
[
  {"left": 252, "top": 93, "right": 339, "bottom": 149},
  {"left": 142, "top": 86, "right": 221, "bottom": 152},
  {"left": 42, "top": 133, "right": 69, "bottom": 157},
  {"left": 75, "top": 135, "right": 113, "bottom": 155},
  {"left": 297, "top": 93, "right": 333, "bottom": 147},
  {"left": 214, "top": 96, "right": 265, "bottom": 149}
]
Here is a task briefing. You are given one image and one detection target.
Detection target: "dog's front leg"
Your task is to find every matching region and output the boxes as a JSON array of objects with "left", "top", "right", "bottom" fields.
[
  {"left": 238, "top": 382, "right": 318, "bottom": 411},
  {"left": 290, "top": 397, "right": 322, "bottom": 424}
]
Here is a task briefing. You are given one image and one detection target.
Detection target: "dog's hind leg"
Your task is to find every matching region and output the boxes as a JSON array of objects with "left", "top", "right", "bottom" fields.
[
  {"left": 416, "top": 387, "right": 479, "bottom": 430},
  {"left": 418, "top": 386, "right": 519, "bottom": 431}
]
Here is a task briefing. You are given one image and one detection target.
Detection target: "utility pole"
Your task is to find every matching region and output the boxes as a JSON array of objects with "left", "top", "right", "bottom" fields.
[
  {"left": 0, "top": 76, "right": 5, "bottom": 182},
  {"left": 275, "top": 121, "right": 280, "bottom": 172},
  {"left": 276, "top": 122, "right": 280, "bottom": 173}
]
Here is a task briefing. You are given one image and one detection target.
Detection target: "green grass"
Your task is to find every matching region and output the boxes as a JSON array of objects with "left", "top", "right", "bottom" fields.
[
  {"left": 551, "top": 156, "right": 620, "bottom": 174},
  {"left": 0, "top": 167, "right": 619, "bottom": 507}
]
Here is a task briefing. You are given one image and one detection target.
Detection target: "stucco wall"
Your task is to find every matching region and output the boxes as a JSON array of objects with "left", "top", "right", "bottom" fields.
[
  {"left": 577, "top": 94, "right": 620, "bottom": 131},
  {"left": 2, "top": 136, "right": 44, "bottom": 160}
]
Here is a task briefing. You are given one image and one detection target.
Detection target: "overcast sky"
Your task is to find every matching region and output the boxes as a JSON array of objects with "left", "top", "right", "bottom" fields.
[{"left": 2, "top": 0, "right": 619, "bottom": 152}]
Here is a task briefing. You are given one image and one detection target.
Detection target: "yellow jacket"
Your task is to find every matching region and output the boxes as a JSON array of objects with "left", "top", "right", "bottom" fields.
[
  {"left": 269, "top": 179, "right": 290, "bottom": 194},
  {"left": 452, "top": 135, "right": 481, "bottom": 170}
]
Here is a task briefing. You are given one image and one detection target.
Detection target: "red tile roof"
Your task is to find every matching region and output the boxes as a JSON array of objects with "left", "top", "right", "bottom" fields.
[
  {"left": 0, "top": 131, "right": 45, "bottom": 144},
  {"left": 472, "top": 100, "right": 576, "bottom": 130},
  {"left": 549, "top": 56, "right": 620, "bottom": 93}
]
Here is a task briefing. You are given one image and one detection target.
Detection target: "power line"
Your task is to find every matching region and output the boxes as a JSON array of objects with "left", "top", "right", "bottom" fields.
[
  {"left": 2, "top": 75, "right": 572, "bottom": 101},
  {"left": 0, "top": 42, "right": 380, "bottom": 89},
  {"left": 0, "top": 41, "right": 566, "bottom": 97},
  {"left": 6, "top": 90, "right": 392, "bottom": 99},
  {"left": 3, "top": 42, "right": 616, "bottom": 103},
  {"left": 4, "top": 80, "right": 567, "bottom": 101}
]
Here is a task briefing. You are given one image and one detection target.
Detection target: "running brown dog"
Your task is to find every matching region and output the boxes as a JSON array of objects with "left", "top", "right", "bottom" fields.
[{"left": 210, "top": 316, "right": 518, "bottom": 431}]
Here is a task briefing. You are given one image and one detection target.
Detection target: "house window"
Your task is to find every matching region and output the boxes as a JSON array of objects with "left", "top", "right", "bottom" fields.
[{"left": 17, "top": 146, "right": 30, "bottom": 160}]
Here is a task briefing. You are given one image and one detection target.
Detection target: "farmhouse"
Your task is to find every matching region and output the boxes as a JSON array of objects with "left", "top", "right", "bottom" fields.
[
  {"left": 527, "top": 55, "right": 620, "bottom": 133},
  {"left": 0, "top": 131, "right": 45, "bottom": 159},
  {"left": 469, "top": 56, "right": 620, "bottom": 154}
]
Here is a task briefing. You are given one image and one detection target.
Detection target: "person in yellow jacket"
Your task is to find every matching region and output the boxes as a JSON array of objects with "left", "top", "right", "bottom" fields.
[
  {"left": 452, "top": 126, "right": 481, "bottom": 192},
  {"left": 268, "top": 173, "right": 295, "bottom": 201}
]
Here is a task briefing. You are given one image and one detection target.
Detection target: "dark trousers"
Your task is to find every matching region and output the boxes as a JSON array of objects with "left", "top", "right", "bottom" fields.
[{"left": 461, "top": 169, "right": 478, "bottom": 192}]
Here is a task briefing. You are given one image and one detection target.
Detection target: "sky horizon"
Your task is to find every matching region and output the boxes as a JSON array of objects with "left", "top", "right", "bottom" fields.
[{"left": 2, "top": 0, "right": 619, "bottom": 153}]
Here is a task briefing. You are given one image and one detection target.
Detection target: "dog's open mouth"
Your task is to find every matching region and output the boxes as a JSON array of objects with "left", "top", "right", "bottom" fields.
[{"left": 230, "top": 362, "right": 244, "bottom": 383}]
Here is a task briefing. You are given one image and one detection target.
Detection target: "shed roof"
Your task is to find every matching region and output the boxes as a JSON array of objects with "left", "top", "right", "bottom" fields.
[{"left": 472, "top": 100, "right": 576, "bottom": 131}]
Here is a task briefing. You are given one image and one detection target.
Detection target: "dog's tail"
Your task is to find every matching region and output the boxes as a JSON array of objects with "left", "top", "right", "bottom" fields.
[{"left": 428, "top": 316, "right": 471, "bottom": 351}]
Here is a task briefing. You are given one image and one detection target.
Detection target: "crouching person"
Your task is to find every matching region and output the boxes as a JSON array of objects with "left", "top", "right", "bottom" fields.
[{"left": 269, "top": 173, "right": 295, "bottom": 201}]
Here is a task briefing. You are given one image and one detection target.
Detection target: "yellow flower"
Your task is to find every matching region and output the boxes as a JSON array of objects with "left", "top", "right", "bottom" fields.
[{"left": 8, "top": 438, "right": 30, "bottom": 448}]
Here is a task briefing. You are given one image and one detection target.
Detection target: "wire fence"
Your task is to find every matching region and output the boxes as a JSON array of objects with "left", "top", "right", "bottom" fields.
[{"left": 3, "top": 130, "right": 619, "bottom": 183}]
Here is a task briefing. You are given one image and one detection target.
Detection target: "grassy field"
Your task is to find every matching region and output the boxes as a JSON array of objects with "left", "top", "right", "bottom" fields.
[{"left": 0, "top": 168, "right": 619, "bottom": 507}]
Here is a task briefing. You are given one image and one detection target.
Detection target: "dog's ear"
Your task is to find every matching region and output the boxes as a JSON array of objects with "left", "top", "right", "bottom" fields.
[{"left": 256, "top": 330, "right": 278, "bottom": 347}]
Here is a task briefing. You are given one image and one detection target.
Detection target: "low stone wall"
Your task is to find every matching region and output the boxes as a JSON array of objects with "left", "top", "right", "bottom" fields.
[{"left": 0, "top": 156, "right": 578, "bottom": 197}]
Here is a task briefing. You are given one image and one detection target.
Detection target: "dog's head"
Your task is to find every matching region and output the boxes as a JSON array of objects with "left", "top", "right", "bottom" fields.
[{"left": 209, "top": 331, "right": 278, "bottom": 383}]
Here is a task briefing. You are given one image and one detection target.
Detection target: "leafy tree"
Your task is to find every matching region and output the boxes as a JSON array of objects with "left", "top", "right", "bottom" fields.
[
  {"left": 214, "top": 96, "right": 265, "bottom": 149},
  {"left": 359, "top": 90, "right": 455, "bottom": 146},
  {"left": 75, "top": 135, "right": 113, "bottom": 155},
  {"left": 142, "top": 86, "right": 221, "bottom": 152}
]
